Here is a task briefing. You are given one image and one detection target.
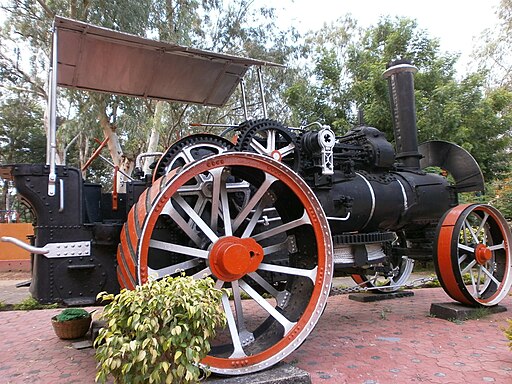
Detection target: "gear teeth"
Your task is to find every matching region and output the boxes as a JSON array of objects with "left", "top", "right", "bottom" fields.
[
  {"left": 234, "top": 118, "right": 302, "bottom": 172},
  {"left": 152, "top": 134, "right": 234, "bottom": 181}
]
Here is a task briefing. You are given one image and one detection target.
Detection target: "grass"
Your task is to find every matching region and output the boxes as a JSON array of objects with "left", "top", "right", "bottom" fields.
[
  {"left": 12, "top": 297, "right": 59, "bottom": 311},
  {"left": 380, "top": 307, "right": 392, "bottom": 320},
  {"left": 447, "top": 307, "right": 493, "bottom": 324}
]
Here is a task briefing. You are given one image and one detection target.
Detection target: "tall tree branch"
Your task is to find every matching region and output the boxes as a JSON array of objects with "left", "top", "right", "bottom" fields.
[
  {"left": 0, "top": 51, "right": 48, "bottom": 99},
  {"left": 35, "top": 0, "right": 55, "bottom": 18}
]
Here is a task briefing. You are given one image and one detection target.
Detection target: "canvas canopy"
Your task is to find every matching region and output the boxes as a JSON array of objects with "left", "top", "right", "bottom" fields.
[{"left": 54, "top": 16, "right": 282, "bottom": 107}]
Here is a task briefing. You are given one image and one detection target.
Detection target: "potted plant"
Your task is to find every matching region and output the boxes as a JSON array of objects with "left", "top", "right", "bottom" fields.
[
  {"left": 94, "top": 275, "right": 226, "bottom": 384},
  {"left": 51, "top": 308, "right": 92, "bottom": 340}
]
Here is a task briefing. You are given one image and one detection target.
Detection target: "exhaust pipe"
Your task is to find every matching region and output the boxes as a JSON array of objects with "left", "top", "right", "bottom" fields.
[{"left": 383, "top": 60, "right": 421, "bottom": 170}]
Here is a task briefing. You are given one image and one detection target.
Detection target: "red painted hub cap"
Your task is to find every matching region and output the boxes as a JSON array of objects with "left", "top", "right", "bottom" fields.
[
  {"left": 475, "top": 243, "right": 492, "bottom": 265},
  {"left": 209, "top": 236, "right": 264, "bottom": 282}
]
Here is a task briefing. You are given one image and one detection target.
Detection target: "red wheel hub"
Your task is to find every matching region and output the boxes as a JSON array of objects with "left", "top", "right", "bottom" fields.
[
  {"left": 475, "top": 243, "right": 492, "bottom": 265},
  {"left": 209, "top": 236, "right": 264, "bottom": 282},
  {"left": 270, "top": 150, "right": 282, "bottom": 161}
]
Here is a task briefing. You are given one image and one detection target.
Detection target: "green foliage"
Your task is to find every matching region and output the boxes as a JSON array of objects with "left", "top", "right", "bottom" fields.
[
  {"left": 288, "top": 16, "right": 512, "bottom": 181},
  {"left": 55, "top": 308, "right": 90, "bottom": 322},
  {"left": 0, "top": 96, "right": 46, "bottom": 164},
  {"left": 13, "top": 297, "right": 59, "bottom": 310},
  {"left": 489, "top": 176, "right": 512, "bottom": 220},
  {"left": 422, "top": 274, "right": 440, "bottom": 288},
  {"left": 94, "top": 275, "right": 226, "bottom": 384}
]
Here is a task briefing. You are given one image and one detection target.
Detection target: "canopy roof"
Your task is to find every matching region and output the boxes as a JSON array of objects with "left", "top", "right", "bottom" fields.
[{"left": 54, "top": 16, "right": 283, "bottom": 107}]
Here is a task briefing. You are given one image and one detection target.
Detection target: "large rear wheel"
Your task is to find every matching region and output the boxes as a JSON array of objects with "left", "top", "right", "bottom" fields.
[
  {"left": 434, "top": 204, "right": 512, "bottom": 306},
  {"left": 117, "top": 152, "right": 333, "bottom": 374}
]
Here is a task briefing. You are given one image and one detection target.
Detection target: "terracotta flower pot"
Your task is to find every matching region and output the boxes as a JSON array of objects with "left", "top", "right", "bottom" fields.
[{"left": 51, "top": 315, "right": 92, "bottom": 340}]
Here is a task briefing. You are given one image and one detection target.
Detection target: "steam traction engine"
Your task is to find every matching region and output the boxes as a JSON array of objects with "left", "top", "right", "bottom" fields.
[{"left": 1, "top": 17, "right": 511, "bottom": 375}]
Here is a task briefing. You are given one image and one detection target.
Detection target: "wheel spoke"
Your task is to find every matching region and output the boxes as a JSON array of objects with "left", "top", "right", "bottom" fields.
[
  {"left": 258, "top": 263, "right": 317, "bottom": 283},
  {"left": 277, "top": 142, "right": 295, "bottom": 158},
  {"left": 191, "top": 267, "right": 212, "bottom": 280},
  {"left": 239, "top": 280, "right": 296, "bottom": 334},
  {"left": 172, "top": 194, "right": 219, "bottom": 243},
  {"left": 249, "top": 137, "right": 268, "bottom": 155},
  {"left": 220, "top": 176, "right": 233, "bottom": 236},
  {"left": 252, "top": 209, "right": 311, "bottom": 242},
  {"left": 176, "top": 184, "right": 202, "bottom": 195},
  {"left": 161, "top": 201, "right": 202, "bottom": 246},
  {"left": 460, "top": 259, "right": 477, "bottom": 275},
  {"left": 232, "top": 173, "right": 277, "bottom": 231},
  {"left": 210, "top": 168, "right": 223, "bottom": 232},
  {"left": 148, "top": 258, "right": 204, "bottom": 278},
  {"left": 458, "top": 243, "right": 474, "bottom": 253},
  {"left": 262, "top": 237, "right": 293, "bottom": 256},
  {"left": 220, "top": 293, "right": 247, "bottom": 358},
  {"left": 247, "top": 272, "right": 281, "bottom": 298},
  {"left": 180, "top": 146, "right": 196, "bottom": 164},
  {"left": 190, "top": 195, "right": 208, "bottom": 225},
  {"left": 488, "top": 242, "right": 505, "bottom": 251},
  {"left": 241, "top": 200, "right": 266, "bottom": 238},
  {"left": 266, "top": 130, "right": 276, "bottom": 153},
  {"left": 479, "top": 265, "right": 501, "bottom": 286},
  {"left": 476, "top": 212, "right": 489, "bottom": 239},
  {"left": 464, "top": 218, "right": 479, "bottom": 244},
  {"left": 469, "top": 269, "right": 478, "bottom": 296},
  {"left": 225, "top": 180, "right": 251, "bottom": 193},
  {"left": 231, "top": 280, "right": 255, "bottom": 347},
  {"left": 149, "top": 239, "right": 208, "bottom": 259}
]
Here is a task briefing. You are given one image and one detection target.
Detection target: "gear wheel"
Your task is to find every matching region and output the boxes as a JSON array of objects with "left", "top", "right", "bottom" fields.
[
  {"left": 235, "top": 119, "right": 301, "bottom": 172},
  {"left": 152, "top": 133, "right": 234, "bottom": 182}
]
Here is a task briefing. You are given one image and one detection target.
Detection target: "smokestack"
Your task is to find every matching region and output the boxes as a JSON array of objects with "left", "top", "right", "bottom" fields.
[{"left": 383, "top": 60, "right": 421, "bottom": 169}]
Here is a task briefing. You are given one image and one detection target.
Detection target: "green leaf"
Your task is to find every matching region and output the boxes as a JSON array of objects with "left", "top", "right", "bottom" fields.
[{"left": 136, "top": 350, "right": 146, "bottom": 362}]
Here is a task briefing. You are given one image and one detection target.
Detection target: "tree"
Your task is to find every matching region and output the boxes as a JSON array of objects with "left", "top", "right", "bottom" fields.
[
  {"left": 285, "top": 16, "right": 358, "bottom": 132},
  {"left": 287, "top": 16, "right": 512, "bottom": 180},
  {"left": 0, "top": 96, "right": 46, "bottom": 164},
  {"left": 476, "top": 0, "right": 512, "bottom": 88},
  {"left": 0, "top": 0, "right": 301, "bottom": 190}
]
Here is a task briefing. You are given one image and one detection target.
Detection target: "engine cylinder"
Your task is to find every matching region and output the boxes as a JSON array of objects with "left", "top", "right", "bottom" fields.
[{"left": 316, "top": 170, "right": 454, "bottom": 234}]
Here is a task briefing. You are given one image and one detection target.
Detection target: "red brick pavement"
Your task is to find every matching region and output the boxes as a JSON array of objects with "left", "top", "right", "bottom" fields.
[
  {"left": 286, "top": 288, "right": 512, "bottom": 384},
  {"left": 0, "top": 288, "right": 511, "bottom": 383}
]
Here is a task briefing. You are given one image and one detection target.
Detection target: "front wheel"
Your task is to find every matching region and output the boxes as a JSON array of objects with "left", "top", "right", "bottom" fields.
[{"left": 434, "top": 204, "right": 512, "bottom": 306}]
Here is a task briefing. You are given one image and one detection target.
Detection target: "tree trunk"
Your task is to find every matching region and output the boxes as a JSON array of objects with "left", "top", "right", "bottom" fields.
[
  {"left": 98, "top": 110, "right": 134, "bottom": 192},
  {"left": 142, "top": 101, "right": 164, "bottom": 174}
]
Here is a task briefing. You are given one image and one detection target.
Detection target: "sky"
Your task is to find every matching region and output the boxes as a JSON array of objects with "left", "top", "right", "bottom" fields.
[{"left": 268, "top": 0, "right": 502, "bottom": 75}]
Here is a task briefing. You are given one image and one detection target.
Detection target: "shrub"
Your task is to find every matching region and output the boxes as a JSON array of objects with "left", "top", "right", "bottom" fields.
[{"left": 94, "top": 275, "right": 226, "bottom": 384}]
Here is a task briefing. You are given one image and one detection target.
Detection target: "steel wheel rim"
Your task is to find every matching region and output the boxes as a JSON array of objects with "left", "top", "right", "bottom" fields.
[
  {"left": 352, "top": 256, "right": 414, "bottom": 293},
  {"left": 435, "top": 204, "right": 512, "bottom": 306},
  {"left": 351, "top": 233, "right": 414, "bottom": 293},
  {"left": 137, "top": 152, "right": 333, "bottom": 374}
]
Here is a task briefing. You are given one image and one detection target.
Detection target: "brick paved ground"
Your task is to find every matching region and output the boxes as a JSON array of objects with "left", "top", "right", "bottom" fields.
[
  {"left": 285, "top": 288, "right": 512, "bottom": 384},
  {"left": 0, "top": 287, "right": 511, "bottom": 384}
]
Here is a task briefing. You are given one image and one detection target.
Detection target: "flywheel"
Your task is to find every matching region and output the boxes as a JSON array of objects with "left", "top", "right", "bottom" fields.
[
  {"left": 117, "top": 152, "right": 333, "bottom": 374},
  {"left": 434, "top": 204, "right": 512, "bottom": 306}
]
